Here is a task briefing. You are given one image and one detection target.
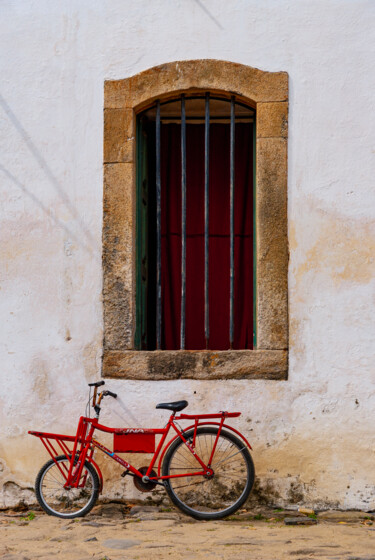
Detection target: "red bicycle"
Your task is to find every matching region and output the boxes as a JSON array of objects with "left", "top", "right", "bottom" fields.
[{"left": 29, "top": 381, "right": 255, "bottom": 520}]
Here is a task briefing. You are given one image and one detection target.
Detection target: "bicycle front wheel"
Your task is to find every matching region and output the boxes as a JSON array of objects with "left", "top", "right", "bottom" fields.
[
  {"left": 162, "top": 427, "right": 254, "bottom": 520},
  {"left": 35, "top": 455, "right": 99, "bottom": 519}
]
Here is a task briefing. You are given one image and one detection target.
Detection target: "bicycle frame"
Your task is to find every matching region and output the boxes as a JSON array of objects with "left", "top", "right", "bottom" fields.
[{"left": 29, "top": 410, "right": 252, "bottom": 493}]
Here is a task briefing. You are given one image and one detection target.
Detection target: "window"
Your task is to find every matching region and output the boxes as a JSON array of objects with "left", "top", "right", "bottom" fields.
[
  {"left": 136, "top": 95, "right": 255, "bottom": 351},
  {"left": 103, "top": 60, "right": 288, "bottom": 380}
]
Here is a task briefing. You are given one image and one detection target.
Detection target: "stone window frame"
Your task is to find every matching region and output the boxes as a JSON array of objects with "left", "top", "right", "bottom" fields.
[{"left": 103, "top": 60, "right": 288, "bottom": 381}]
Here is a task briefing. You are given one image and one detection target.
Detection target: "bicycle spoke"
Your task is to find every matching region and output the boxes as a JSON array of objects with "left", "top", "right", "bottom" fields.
[
  {"left": 45, "top": 471, "right": 65, "bottom": 485},
  {"left": 204, "top": 435, "right": 210, "bottom": 462},
  {"left": 170, "top": 458, "right": 200, "bottom": 470},
  {"left": 213, "top": 446, "right": 246, "bottom": 467},
  {"left": 171, "top": 479, "right": 209, "bottom": 490},
  {"left": 211, "top": 441, "right": 233, "bottom": 465},
  {"left": 169, "top": 468, "right": 202, "bottom": 471}
]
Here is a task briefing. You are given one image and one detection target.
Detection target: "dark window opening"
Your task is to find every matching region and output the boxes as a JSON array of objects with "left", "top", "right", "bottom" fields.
[{"left": 136, "top": 95, "right": 255, "bottom": 351}]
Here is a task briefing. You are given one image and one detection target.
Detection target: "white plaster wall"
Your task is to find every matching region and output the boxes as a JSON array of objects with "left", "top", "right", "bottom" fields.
[{"left": 0, "top": 0, "right": 374, "bottom": 509}]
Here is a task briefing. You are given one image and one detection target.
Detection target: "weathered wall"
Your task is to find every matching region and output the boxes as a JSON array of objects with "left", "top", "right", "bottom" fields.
[{"left": 0, "top": 0, "right": 374, "bottom": 509}]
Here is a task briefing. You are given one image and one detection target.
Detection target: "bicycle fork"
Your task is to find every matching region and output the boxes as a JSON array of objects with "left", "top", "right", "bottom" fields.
[{"left": 64, "top": 418, "right": 94, "bottom": 489}]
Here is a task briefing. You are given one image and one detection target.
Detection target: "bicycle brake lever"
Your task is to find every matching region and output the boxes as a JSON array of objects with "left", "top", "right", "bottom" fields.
[{"left": 103, "top": 390, "right": 117, "bottom": 399}]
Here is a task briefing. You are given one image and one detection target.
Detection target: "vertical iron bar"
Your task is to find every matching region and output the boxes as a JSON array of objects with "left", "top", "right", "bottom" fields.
[
  {"left": 156, "top": 100, "right": 161, "bottom": 349},
  {"left": 204, "top": 93, "right": 210, "bottom": 349},
  {"left": 252, "top": 118, "right": 257, "bottom": 349},
  {"left": 229, "top": 96, "right": 235, "bottom": 349},
  {"left": 180, "top": 95, "right": 186, "bottom": 349}
]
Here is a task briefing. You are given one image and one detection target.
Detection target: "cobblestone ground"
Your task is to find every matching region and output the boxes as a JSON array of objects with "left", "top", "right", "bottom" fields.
[{"left": 0, "top": 504, "right": 374, "bottom": 560}]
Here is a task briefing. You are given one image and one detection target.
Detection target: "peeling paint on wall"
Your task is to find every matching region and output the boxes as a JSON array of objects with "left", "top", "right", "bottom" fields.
[{"left": 293, "top": 206, "right": 375, "bottom": 288}]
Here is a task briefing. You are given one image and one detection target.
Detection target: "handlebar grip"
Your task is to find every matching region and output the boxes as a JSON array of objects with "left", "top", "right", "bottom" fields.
[
  {"left": 88, "top": 381, "right": 105, "bottom": 387},
  {"left": 105, "top": 390, "right": 117, "bottom": 399}
]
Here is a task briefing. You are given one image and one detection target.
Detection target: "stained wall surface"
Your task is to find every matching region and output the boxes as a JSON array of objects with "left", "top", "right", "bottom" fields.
[{"left": 0, "top": 0, "right": 374, "bottom": 509}]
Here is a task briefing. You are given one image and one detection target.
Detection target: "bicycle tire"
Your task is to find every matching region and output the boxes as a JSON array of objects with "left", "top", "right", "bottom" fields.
[
  {"left": 35, "top": 455, "right": 99, "bottom": 519},
  {"left": 162, "top": 427, "right": 254, "bottom": 520}
]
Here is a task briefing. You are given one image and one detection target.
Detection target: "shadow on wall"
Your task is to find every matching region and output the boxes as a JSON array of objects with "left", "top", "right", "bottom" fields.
[
  {"left": 0, "top": 93, "right": 100, "bottom": 260},
  {"left": 193, "top": 0, "right": 224, "bottom": 29}
]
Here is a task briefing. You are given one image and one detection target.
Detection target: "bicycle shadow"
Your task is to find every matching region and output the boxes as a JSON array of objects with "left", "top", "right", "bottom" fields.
[{"left": 110, "top": 396, "right": 144, "bottom": 429}]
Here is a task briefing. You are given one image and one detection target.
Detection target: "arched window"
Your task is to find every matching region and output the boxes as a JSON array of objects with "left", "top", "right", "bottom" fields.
[
  {"left": 103, "top": 60, "right": 288, "bottom": 379},
  {"left": 136, "top": 94, "right": 255, "bottom": 351}
]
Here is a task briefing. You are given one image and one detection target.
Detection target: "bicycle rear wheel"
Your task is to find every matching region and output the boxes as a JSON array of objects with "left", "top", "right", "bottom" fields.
[
  {"left": 35, "top": 455, "right": 99, "bottom": 519},
  {"left": 162, "top": 427, "right": 254, "bottom": 520}
]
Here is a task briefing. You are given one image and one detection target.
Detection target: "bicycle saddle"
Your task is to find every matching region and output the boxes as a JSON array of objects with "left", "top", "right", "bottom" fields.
[{"left": 155, "top": 400, "right": 188, "bottom": 412}]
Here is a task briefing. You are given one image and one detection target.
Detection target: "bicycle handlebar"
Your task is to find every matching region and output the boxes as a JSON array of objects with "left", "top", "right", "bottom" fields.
[
  {"left": 89, "top": 382, "right": 116, "bottom": 413},
  {"left": 88, "top": 381, "right": 105, "bottom": 387}
]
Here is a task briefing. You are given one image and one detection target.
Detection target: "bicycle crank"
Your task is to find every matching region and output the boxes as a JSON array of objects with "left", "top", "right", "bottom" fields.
[{"left": 133, "top": 467, "right": 158, "bottom": 492}]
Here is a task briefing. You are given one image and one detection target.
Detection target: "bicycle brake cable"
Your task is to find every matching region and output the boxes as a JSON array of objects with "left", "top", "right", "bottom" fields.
[
  {"left": 85, "top": 387, "right": 92, "bottom": 418},
  {"left": 174, "top": 420, "right": 189, "bottom": 439}
]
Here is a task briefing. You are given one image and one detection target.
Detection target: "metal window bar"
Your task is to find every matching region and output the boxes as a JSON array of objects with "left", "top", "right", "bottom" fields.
[
  {"left": 229, "top": 96, "right": 235, "bottom": 349},
  {"left": 180, "top": 95, "right": 187, "bottom": 349},
  {"left": 153, "top": 93, "right": 242, "bottom": 350},
  {"left": 156, "top": 100, "right": 162, "bottom": 349},
  {"left": 204, "top": 93, "right": 210, "bottom": 349}
]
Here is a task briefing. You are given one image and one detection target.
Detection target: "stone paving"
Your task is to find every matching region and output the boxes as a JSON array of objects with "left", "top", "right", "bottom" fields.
[{"left": 0, "top": 504, "right": 374, "bottom": 560}]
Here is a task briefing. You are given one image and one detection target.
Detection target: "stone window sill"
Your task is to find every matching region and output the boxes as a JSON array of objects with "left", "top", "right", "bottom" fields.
[{"left": 103, "top": 349, "right": 287, "bottom": 380}]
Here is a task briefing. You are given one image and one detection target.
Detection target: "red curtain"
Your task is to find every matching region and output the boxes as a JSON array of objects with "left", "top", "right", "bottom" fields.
[{"left": 161, "top": 123, "right": 253, "bottom": 350}]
